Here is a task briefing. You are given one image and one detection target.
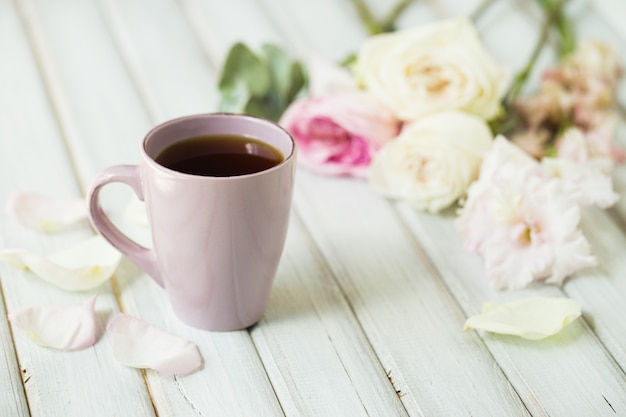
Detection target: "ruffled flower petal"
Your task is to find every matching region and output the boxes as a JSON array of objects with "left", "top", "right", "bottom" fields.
[
  {"left": 107, "top": 314, "right": 202, "bottom": 375},
  {"left": 542, "top": 157, "right": 619, "bottom": 208},
  {"left": 280, "top": 92, "right": 400, "bottom": 178},
  {"left": 464, "top": 297, "right": 582, "bottom": 340},
  {"left": 457, "top": 137, "right": 597, "bottom": 289},
  {"left": 9, "top": 296, "right": 98, "bottom": 350},
  {"left": 0, "top": 236, "right": 122, "bottom": 291},
  {"left": 370, "top": 111, "right": 493, "bottom": 213},
  {"left": 6, "top": 192, "right": 88, "bottom": 232}
]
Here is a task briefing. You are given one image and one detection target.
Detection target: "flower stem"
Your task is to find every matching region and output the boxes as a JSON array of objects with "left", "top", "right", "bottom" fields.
[
  {"left": 349, "top": 0, "right": 385, "bottom": 35},
  {"left": 536, "top": 0, "right": 575, "bottom": 56},
  {"left": 504, "top": 0, "right": 569, "bottom": 106},
  {"left": 470, "top": 0, "right": 498, "bottom": 23},
  {"left": 349, "top": 0, "right": 416, "bottom": 35},
  {"left": 380, "top": 0, "right": 416, "bottom": 32}
]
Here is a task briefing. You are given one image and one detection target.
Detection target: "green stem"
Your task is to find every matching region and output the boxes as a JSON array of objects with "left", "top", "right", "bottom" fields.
[
  {"left": 470, "top": 0, "right": 498, "bottom": 23},
  {"left": 349, "top": 0, "right": 385, "bottom": 35},
  {"left": 536, "top": 0, "right": 575, "bottom": 56},
  {"left": 380, "top": 0, "right": 416, "bottom": 32},
  {"left": 349, "top": 0, "right": 416, "bottom": 35},
  {"left": 504, "top": 0, "right": 568, "bottom": 106}
]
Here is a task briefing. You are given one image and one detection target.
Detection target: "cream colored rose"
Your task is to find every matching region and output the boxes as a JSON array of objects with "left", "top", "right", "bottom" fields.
[
  {"left": 356, "top": 17, "right": 509, "bottom": 121},
  {"left": 370, "top": 111, "right": 493, "bottom": 212}
]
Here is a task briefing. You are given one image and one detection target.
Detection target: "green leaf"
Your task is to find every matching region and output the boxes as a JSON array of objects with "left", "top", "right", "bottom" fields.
[
  {"left": 217, "top": 42, "right": 307, "bottom": 121},
  {"left": 286, "top": 60, "right": 307, "bottom": 103},
  {"left": 218, "top": 43, "right": 271, "bottom": 98},
  {"left": 244, "top": 95, "right": 282, "bottom": 122},
  {"left": 217, "top": 82, "right": 251, "bottom": 113},
  {"left": 261, "top": 44, "right": 306, "bottom": 105}
]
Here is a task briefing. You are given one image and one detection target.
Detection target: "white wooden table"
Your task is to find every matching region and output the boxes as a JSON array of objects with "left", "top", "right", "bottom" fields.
[{"left": 2, "top": 0, "right": 626, "bottom": 415}]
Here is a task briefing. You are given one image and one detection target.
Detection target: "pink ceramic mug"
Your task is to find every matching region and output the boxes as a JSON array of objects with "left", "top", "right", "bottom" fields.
[{"left": 87, "top": 113, "right": 296, "bottom": 331}]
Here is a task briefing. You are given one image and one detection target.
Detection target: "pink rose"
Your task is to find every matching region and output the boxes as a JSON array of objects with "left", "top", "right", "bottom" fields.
[{"left": 279, "top": 92, "right": 400, "bottom": 177}]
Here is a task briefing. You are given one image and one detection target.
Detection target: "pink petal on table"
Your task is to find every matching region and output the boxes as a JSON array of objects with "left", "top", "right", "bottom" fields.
[
  {"left": 9, "top": 296, "right": 98, "bottom": 350},
  {"left": 0, "top": 236, "right": 122, "bottom": 291},
  {"left": 6, "top": 192, "right": 88, "bottom": 232},
  {"left": 107, "top": 314, "right": 202, "bottom": 375}
]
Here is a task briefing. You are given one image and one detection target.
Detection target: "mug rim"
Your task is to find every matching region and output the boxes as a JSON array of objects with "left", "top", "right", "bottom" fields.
[{"left": 141, "top": 113, "right": 296, "bottom": 180}]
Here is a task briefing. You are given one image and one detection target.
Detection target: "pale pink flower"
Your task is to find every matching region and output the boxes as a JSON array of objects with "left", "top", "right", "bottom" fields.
[
  {"left": 481, "top": 177, "right": 596, "bottom": 289},
  {"left": 458, "top": 137, "right": 542, "bottom": 253},
  {"left": 509, "top": 129, "right": 551, "bottom": 159},
  {"left": 543, "top": 40, "right": 621, "bottom": 122},
  {"left": 567, "top": 40, "right": 622, "bottom": 86},
  {"left": 556, "top": 124, "right": 622, "bottom": 171},
  {"left": 457, "top": 137, "right": 596, "bottom": 289},
  {"left": 580, "top": 114, "right": 625, "bottom": 166},
  {"left": 541, "top": 157, "right": 618, "bottom": 208},
  {"left": 512, "top": 40, "right": 623, "bottom": 161},
  {"left": 544, "top": 126, "right": 620, "bottom": 208},
  {"left": 515, "top": 79, "right": 571, "bottom": 130},
  {"left": 280, "top": 92, "right": 400, "bottom": 177}
]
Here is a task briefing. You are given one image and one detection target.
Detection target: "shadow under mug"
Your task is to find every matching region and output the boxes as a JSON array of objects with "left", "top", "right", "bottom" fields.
[{"left": 87, "top": 113, "right": 297, "bottom": 331}]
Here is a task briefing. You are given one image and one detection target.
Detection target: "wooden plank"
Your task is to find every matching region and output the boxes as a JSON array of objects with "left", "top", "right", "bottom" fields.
[
  {"left": 98, "top": 0, "right": 218, "bottom": 123},
  {"left": 0, "top": 2, "right": 30, "bottom": 414},
  {"left": 250, "top": 215, "right": 408, "bottom": 417},
  {"left": 0, "top": 290, "right": 27, "bottom": 417},
  {"left": 97, "top": 0, "right": 412, "bottom": 415},
  {"left": 177, "top": 0, "right": 287, "bottom": 64},
  {"left": 23, "top": 0, "right": 286, "bottom": 415},
  {"left": 591, "top": 0, "right": 626, "bottom": 42},
  {"left": 0, "top": 0, "right": 157, "bottom": 416}
]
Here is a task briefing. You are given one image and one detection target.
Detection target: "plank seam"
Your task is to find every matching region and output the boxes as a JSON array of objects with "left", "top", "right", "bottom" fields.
[
  {"left": 96, "top": 0, "right": 166, "bottom": 123},
  {"left": 287, "top": 210, "right": 415, "bottom": 416},
  {"left": 0, "top": 274, "right": 32, "bottom": 416},
  {"left": 389, "top": 205, "right": 538, "bottom": 417},
  {"left": 13, "top": 0, "right": 92, "bottom": 194}
]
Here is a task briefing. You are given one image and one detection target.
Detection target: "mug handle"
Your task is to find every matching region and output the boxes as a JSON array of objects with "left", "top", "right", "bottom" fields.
[{"left": 87, "top": 165, "right": 164, "bottom": 287}]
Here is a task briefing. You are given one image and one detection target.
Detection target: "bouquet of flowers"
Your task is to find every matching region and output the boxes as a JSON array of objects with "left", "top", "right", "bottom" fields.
[{"left": 217, "top": 0, "right": 624, "bottom": 290}]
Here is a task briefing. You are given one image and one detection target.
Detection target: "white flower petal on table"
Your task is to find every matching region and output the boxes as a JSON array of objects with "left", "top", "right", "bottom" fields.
[
  {"left": 6, "top": 192, "right": 88, "bottom": 232},
  {"left": 464, "top": 297, "right": 582, "bottom": 340},
  {"left": 107, "top": 314, "right": 202, "bottom": 375},
  {"left": 0, "top": 236, "right": 122, "bottom": 291},
  {"left": 9, "top": 295, "right": 98, "bottom": 350}
]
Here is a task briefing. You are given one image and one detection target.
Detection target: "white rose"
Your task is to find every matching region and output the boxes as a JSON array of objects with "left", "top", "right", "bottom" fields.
[
  {"left": 369, "top": 111, "right": 493, "bottom": 212},
  {"left": 356, "top": 17, "right": 509, "bottom": 121}
]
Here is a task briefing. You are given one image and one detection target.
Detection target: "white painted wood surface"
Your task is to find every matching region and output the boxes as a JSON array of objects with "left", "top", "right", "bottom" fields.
[{"left": 0, "top": 0, "right": 625, "bottom": 415}]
